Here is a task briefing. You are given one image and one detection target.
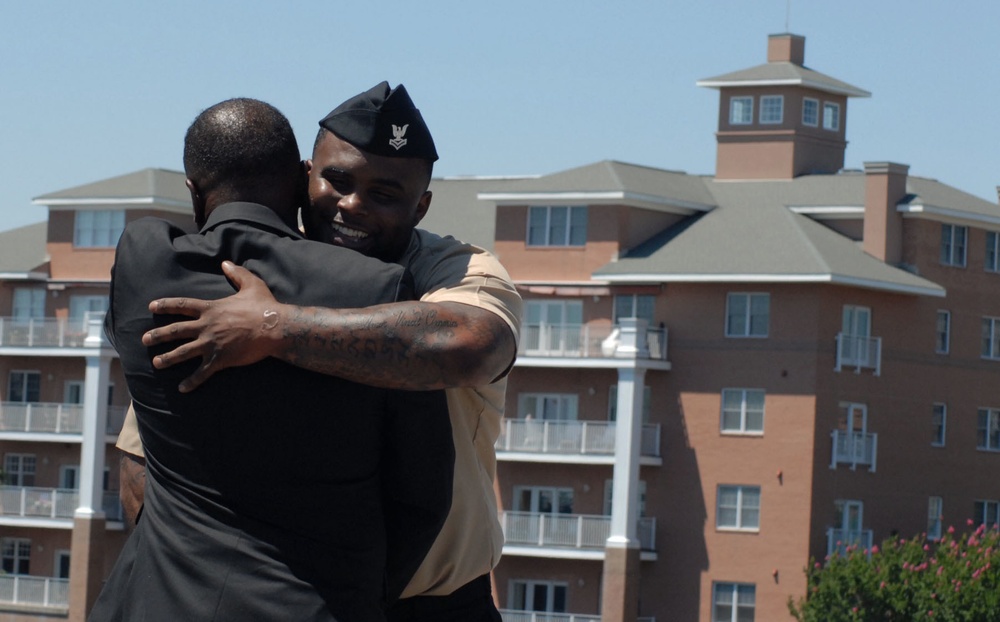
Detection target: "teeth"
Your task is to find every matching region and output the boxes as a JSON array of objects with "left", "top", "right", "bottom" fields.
[{"left": 332, "top": 222, "right": 369, "bottom": 240}]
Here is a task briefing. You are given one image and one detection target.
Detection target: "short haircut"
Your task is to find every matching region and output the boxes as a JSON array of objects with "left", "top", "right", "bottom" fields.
[{"left": 184, "top": 98, "right": 300, "bottom": 194}]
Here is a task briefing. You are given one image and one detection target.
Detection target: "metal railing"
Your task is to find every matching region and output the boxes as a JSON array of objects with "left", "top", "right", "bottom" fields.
[
  {"left": 519, "top": 324, "right": 667, "bottom": 360},
  {"left": 0, "top": 403, "right": 126, "bottom": 435},
  {"left": 830, "top": 430, "right": 878, "bottom": 472},
  {"left": 499, "top": 611, "right": 655, "bottom": 622},
  {"left": 0, "top": 486, "right": 123, "bottom": 521},
  {"left": 0, "top": 575, "right": 69, "bottom": 608},
  {"left": 496, "top": 420, "right": 661, "bottom": 458},
  {"left": 500, "top": 511, "right": 656, "bottom": 551},
  {"left": 0, "top": 314, "right": 104, "bottom": 348},
  {"left": 827, "top": 527, "right": 874, "bottom": 558},
  {"left": 835, "top": 333, "right": 881, "bottom": 375}
]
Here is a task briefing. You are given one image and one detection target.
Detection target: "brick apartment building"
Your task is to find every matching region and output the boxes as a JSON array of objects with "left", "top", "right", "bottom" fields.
[{"left": 2, "top": 33, "right": 999, "bottom": 622}]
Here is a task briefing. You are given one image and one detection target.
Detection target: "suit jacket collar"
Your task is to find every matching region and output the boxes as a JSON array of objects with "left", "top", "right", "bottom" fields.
[{"left": 201, "top": 202, "right": 304, "bottom": 240}]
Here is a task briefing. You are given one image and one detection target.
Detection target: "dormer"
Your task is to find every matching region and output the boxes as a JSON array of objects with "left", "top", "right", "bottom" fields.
[{"left": 697, "top": 34, "right": 871, "bottom": 180}]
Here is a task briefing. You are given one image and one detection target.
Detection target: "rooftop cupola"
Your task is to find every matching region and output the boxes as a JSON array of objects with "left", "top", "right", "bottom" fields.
[{"left": 697, "top": 34, "right": 870, "bottom": 180}]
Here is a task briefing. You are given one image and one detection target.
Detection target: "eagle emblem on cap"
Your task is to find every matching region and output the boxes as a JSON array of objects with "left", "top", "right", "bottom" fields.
[{"left": 389, "top": 124, "right": 409, "bottom": 151}]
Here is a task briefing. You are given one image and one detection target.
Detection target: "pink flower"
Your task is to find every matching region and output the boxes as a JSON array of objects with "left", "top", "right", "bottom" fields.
[
  {"left": 948, "top": 526, "right": 956, "bottom": 534},
  {"left": 968, "top": 519, "right": 975, "bottom": 527},
  {"left": 872, "top": 545, "right": 879, "bottom": 554}
]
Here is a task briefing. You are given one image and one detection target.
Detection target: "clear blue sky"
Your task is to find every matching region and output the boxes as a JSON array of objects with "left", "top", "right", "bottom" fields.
[{"left": 2, "top": 1, "right": 998, "bottom": 232}]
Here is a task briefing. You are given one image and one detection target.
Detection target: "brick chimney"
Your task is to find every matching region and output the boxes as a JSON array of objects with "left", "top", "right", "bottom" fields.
[
  {"left": 863, "top": 162, "right": 909, "bottom": 264},
  {"left": 767, "top": 33, "right": 805, "bottom": 65}
]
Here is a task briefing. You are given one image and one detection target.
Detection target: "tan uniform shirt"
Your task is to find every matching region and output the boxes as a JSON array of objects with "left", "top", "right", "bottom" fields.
[{"left": 116, "top": 228, "right": 522, "bottom": 598}]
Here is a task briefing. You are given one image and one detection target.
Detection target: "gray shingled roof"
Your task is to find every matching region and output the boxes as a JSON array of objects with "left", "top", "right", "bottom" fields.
[
  {"left": 421, "top": 177, "right": 509, "bottom": 251},
  {"left": 33, "top": 168, "right": 189, "bottom": 207},
  {"left": 696, "top": 61, "right": 871, "bottom": 98},
  {"left": 0, "top": 221, "right": 49, "bottom": 275}
]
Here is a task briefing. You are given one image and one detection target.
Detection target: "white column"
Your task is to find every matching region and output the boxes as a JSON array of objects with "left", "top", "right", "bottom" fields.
[{"left": 77, "top": 317, "right": 113, "bottom": 518}]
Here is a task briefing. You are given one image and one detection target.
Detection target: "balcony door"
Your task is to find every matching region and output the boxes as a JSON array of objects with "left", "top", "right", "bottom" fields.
[
  {"left": 12, "top": 288, "right": 45, "bottom": 324},
  {"left": 8, "top": 370, "right": 41, "bottom": 403},
  {"left": 509, "top": 580, "right": 567, "bottom": 614},
  {"left": 514, "top": 486, "right": 574, "bottom": 515},
  {"left": 524, "top": 300, "right": 582, "bottom": 355},
  {"left": 842, "top": 305, "right": 872, "bottom": 363},
  {"left": 835, "top": 499, "right": 864, "bottom": 538}
]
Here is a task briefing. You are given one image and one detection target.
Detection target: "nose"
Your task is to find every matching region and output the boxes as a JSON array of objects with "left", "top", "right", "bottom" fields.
[{"left": 338, "top": 192, "right": 366, "bottom": 216}]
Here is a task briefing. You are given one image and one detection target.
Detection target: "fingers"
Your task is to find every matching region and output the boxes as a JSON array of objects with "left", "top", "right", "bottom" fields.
[
  {"left": 142, "top": 320, "right": 201, "bottom": 347},
  {"left": 148, "top": 297, "right": 211, "bottom": 317},
  {"left": 150, "top": 339, "right": 207, "bottom": 368},
  {"left": 177, "top": 358, "right": 217, "bottom": 393},
  {"left": 222, "top": 261, "right": 264, "bottom": 290}
]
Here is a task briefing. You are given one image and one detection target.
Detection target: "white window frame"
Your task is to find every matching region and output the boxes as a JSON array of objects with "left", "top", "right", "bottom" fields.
[
  {"left": 603, "top": 479, "right": 646, "bottom": 516},
  {"left": 928, "top": 496, "right": 944, "bottom": 541},
  {"left": 759, "top": 95, "right": 783, "bottom": 124},
  {"left": 74, "top": 209, "right": 125, "bottom": 248},
  {"left": 1, "top": 538, "right": 31, "bottom": 575},
  {"left": 802, "top": 97, "right": 819, "bottom": 127},
  {"left": 12, "top": 288, "right": 45, "bottom": 321},
  {"left": 3, "top": 453, "right": 36, "bottom": 486},
  {"left": 977, "top": 408, "right": 1000, "bottom": 451},
  {"left": 932, "top": 403, "right": 947, "bottom": 447},
  {"left": 716, "top": 485, "right": 761, "bottom": 531},
  {"left": 987, "top": 231, "right": 1000, "bottom": 272},
  {"left": 941, "top": 224, "right": 968, "bottom": 267},
  {"left": 612, "top": 294, "right": 655, "bottom": 326},
  {"left": 982, "top": 317, "right": 1000, "bottom": 360},
  {"left": 974, "top": 500, "right": 1000, "bottom": 527},
  {"left": 508, "top": 580, "right": 568, "bottom": 614},
  {"left": 54, "top": 550, "right": 71, "bottom": 579},
  {"left": 936, "top": 310, "right": 950, "bottom": 354},
  {"left": 607, "top": 384, "right": 651, "bottom": 423},
  {"left": 526, "top": 206, "right": 587, "bottom": 247},
  {"left": 729, "top": 96, "right": 753, "bottom": 125},
  {"left": 518, "top": 393, "right": 578, "bottom": 421},
  {"left": 725, "top": 292, "right": 769, "bottom": 338},
  {"left": 513, "top": 486, "right": 574, "bottom": 514},
  {"left": 822, "top": 101, "right": 840, "bottom": 131},
  {"left": 523, "top": 300, "right": 584, "bottom": 354},
  {"left": 720, "top": 388, "right": 765, "bottom": 435},
  {"left": 68, "top": 295, "right": 109, "bottom": 320},
  {"left": 712, "top": 582, "right": 756, "bottom": 622},
  {"left": 8, "top": 370, "right": 41, "bottom": 403}
]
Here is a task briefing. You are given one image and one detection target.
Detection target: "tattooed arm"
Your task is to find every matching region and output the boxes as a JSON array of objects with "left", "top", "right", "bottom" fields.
[{"left": 143, "top": 261, "right": 516, "bottom": 392}]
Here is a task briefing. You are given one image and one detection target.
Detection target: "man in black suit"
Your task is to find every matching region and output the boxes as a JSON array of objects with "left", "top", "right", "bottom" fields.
[{"left": 89, "top": 98, "right": 453, "bottom": 622}]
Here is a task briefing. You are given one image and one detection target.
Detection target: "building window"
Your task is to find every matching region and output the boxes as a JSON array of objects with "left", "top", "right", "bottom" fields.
[
  {"left": 518, "top": 393, "right": 578, "bottom": 421},
  {"left": 7, "top": 371, "right": 41, "bottom": 403},
  {"left": 712, "top": 582, "right": 756, "bottom": 622},
  {"left": 74, "top": 209, "right": 125, "bottom": 248},
  {"left": 987, "top": 232, "right": 1000, "bottom": 272},
  {"left": 729, "top": 96, "right": 753, "bottom": 125},
  {"left": 941, "top": 224, "right": 968, "bottom": 267},
  {"left": 726, "top": 293, "right": 769, "bottom": 338},
  {"left": 3, "top": 454, "right": 36, "bottom": 486},
  {"left": 523, "top": 300, "right": 583, "bottom": 354},
  {"left": 802, "top": 98, "right": 819, "bottom": 126},
  {"left": 603, "top": 479, "right": 647, "bottom": 516},
  {"left": 982, "top": 317, "right": 1000, "bottom": 360},
  {"left": 1, "top": 538, "right": 31, "bottom": 575},
  {"left": 932, "top": 403, "right": 947, "bottom": 447},
  {"left": 759, "top": 95, "right": 783, "bottom": 124},
  {"left": 716, "top": 485, "right": 760, "bottom": 531},
  {"left": 977, "top": 408, "right": 1000, "bottom": 451},
  {"left": 822, "top": 102, "right": 840, "bottom": 131},
  {"left": 928, "top": 497, "right": 944, "bottom": 541},
  {"left": 527, "top": 206, "right": 587, "bottom": 247},
  {"left": 936, "top": 310, "right": 950, "bottom": 354},
  {"left": 69, "top": 295, "right": 109, "bottom": 321},
  {"left": 973, "top": 500, "right": 1000, "bottom": 528},
  {"left": 608, "top": 384, "right": 652, "bottom": 423},
  {"left": 721, "top": 389, "right": 765, "bottom": 435},
  {"left": 513, "top": 486, "right": 574, "bottom": 514},
  {"left": 613, "top": 294, "right": 655, "bottom": 326},
  {"left": 12, "top": 288, "right": 45, "bottom": 321},
  {"left": 509, "top": 580, "right": 567, "bottom": 614}
]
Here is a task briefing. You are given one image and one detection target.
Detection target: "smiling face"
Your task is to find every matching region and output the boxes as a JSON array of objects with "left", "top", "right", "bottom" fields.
[{"left": 304, "top": 130, "right": 432, "bottom": 262}]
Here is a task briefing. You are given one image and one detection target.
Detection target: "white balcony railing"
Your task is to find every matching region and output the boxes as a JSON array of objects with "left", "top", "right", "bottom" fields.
[
  {"left": 500, "top": 511, "right": 656, "bottom": 552},
  {"left": 827, "top": 527, "right": 874, "bottom": 558},
  {"left": 500, "top": 612, "right": 656, "bottom": 622},
  {"left": 835, "top": 333, "right": 881, "bottom": 375},
  {"left": 0, "top": 314, "right": 104, "bottom": 348},
  {"left": 0, "top": 486, "right": 123, "bottom": 522},
  {"left": 497, "top": 420, "right": 661, "bottom": 458},
  {"left": 830, "top": 430, "right": 878, "bottom": 472},
  {"left": 0, "top": 402, "right": 127, "bottom": 436},
  {"left": 519, "top": 324, "right": 667, "bottom": 360},
  {"left": 0, "top": 575, "right": 69, "bottom": 608}
]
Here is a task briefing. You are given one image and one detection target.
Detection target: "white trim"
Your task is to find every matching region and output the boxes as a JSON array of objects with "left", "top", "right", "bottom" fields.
[
  {"left": 515, "top": 279, "right": 611, "bottom": 286},
  {"left": 600, "top": 272, "right": 945, "bottom": 297},
  {"left": 478, "top": 190, "right": 714, "bottom": 213},
  {"left": 898, "top": 202, "right": 1000, "bottom": 228},
  {"left": 696, "top": 77, "right": 871, "bottom": 98},
  {"left": 36, "top": 197, "right": 191, "bottom": 209},
  {"left": 0, "top": 272, "right": 49, "bottom": 281},
  {"left": 789, "top": 205, "right": 864, "bottom": 219}
]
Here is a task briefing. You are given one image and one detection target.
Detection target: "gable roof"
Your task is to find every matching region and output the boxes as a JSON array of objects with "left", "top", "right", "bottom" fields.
[
  {"left": 696, "top": 61, "right": 871, "bottom": 98},
  {"left": 33, "top": 168, "right": 190, "bottom": 211},
  {"left": 0, "top": 221, "right": 49, "bottom": 277}
]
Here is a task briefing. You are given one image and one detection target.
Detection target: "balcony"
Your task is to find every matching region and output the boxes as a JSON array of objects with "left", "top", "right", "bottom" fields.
[
  {"left": 835, "top": 333, "right": 881, "bottom": 375},
  {"left": 830, "top": 430, "right": 878, "bottom": 472},
  {"left": 0, "top": 575, "right": 68, "bottom": 610},
  {"left": 0, "top": 402, "right": 126, "bottom": 439},
  {"left": 0, "top": 316, "right": 98, "bottom": 348},
  {"left": 500, "top": 511, "right": 656, "bottom": 561},
  {"left": 496, "top": 420, "right": 661, "bottom": 465},
  {"left": 517, "top": 323, "right": 669, "bottom": 369},
  {"left": 0, "top": 486, "right": 123, "bottom": 525},
  {"left": 499, "top": 612, "right": 655, "bottom": 622},
  {"left": 827, "top": 527, "right": 874, "bottom": 558}
]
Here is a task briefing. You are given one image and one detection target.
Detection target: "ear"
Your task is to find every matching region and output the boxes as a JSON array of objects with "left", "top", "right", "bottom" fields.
[
  {"left": 414, "top": 190, "right": 432, "bottom": 225},
  {"left": 186, "top": 179, "right": 207, "bottom": 228}
]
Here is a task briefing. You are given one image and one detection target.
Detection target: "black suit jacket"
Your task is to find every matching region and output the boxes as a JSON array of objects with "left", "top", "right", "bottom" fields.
[{"left": 91, "top": 203, "right": 453, "bottom": 622}]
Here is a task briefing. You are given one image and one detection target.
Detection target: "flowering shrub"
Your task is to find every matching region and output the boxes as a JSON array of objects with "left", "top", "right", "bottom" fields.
[{"left": 788, "top": 522, "right": 1000, "bottom": 621}]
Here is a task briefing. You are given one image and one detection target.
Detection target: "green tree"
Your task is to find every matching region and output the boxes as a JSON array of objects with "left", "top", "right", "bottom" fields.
[{"left": 789, "top": 522, "right": 1000, "bottom": 621}]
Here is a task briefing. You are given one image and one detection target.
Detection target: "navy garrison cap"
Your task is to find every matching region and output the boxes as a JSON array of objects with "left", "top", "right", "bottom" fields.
[{"left": 319, "top": 81, "right": 438, "bottom": 162}]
